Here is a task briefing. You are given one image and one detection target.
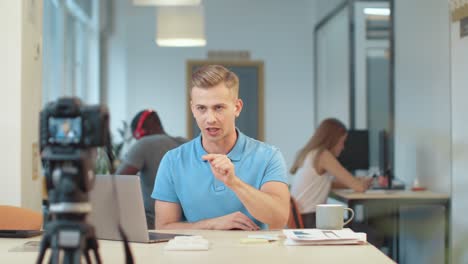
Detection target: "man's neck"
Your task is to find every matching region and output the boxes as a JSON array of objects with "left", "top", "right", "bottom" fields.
[{"left": 202, "top": 131, "right": 238, "bottom": 154}]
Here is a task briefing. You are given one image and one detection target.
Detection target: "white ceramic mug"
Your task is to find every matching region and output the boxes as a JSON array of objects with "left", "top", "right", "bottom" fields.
[{"left": 315, "top": 204, "right": 354, "bottom": 230}]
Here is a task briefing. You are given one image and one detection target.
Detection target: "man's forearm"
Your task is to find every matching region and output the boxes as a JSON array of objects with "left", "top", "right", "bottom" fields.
[
  {"left": 157, "top": 218, "right": 216, "bottom": 230},
  {"left": 227, "top": 178, "right": 289, "bottom": 229}
]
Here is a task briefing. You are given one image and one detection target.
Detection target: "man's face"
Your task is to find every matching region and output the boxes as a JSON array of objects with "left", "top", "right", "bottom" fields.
[
  {"left": 191, "top": 82, "right": 243, "bottom": 144},
  {"left": 62, "top": 121, "right": 70, "bottom": 133}
]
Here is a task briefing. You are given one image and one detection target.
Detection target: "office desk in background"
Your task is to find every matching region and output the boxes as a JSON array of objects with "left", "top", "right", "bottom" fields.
[
  {"left": 330, "top": 189, "right": 450, "bottom": 264},
  {"left": 0, "top": 229, "right": 394, "bottom": 263}
]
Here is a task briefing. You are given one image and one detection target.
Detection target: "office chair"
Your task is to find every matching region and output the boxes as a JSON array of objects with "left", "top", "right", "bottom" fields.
[
  {"left": 287, "top": 197, "right": 304, "bottom": 229},
  {"left": 0, "top": 205, "right": 42, "bottom": 230}
]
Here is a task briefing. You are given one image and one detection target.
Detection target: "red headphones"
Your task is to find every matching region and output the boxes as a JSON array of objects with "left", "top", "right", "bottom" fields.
[{"left": 133, "top": 110, "right": 154, "bottom": 140}]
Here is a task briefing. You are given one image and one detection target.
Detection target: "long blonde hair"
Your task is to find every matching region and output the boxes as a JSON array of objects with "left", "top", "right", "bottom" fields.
[{"left": 290, "top": 118, "right": 347, "bottom": 174}]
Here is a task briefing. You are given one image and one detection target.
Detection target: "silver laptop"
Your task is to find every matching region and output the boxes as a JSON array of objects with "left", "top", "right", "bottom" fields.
[{"left": 87, "top": 174, "right": 182, "bottom": 243}]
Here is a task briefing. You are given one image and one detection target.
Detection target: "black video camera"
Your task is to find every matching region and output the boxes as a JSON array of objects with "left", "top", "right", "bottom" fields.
[
  {"left": 37, "top": 97, "right": 111, "bottom": 264},
  {"left": 40, "top": 97, "right": 110, "bottom": 202},
  {"left": 40, "top": 97, "right": 109, "bottom": 150}
]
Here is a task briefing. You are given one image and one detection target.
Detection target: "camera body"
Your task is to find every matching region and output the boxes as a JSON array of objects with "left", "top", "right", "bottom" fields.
[
  {"left": 40, "top": 97, "right": 110, "bottom": 211},
  {"left": 40, "top": 97, "right": 109, "bottom": 150}
]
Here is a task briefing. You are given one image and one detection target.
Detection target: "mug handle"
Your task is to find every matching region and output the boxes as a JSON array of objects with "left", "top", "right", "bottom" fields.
[{"left": 343, "top": 208, "right": 355, "bottom": 226}]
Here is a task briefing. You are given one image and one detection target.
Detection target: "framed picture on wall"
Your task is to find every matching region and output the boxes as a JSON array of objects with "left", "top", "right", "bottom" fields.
[{"left": 186, "top": 60, "right": 264, "bottom": 141}]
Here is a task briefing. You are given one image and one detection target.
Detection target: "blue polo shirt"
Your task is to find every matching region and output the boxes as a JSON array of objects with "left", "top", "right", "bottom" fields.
[{"left": 151, "top": 130, "right": 288, "bottom": 229}]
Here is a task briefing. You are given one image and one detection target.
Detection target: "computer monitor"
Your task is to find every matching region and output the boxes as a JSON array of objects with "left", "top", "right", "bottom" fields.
[{"left": 338, "top": 130, "right": 369, "bottom": 171}]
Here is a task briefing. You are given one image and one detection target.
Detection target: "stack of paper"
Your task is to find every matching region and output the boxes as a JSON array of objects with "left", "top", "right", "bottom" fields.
[{"left": 283, "top": 228, "right": 367, "bottom": 246}]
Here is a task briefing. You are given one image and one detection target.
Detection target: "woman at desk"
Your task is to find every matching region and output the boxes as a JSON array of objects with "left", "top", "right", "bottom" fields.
[{"left": 290, "top": 118, "right": 372, "bottom": 228}]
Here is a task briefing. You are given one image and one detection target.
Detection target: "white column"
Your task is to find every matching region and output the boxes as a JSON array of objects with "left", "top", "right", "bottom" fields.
[
  {"left": 450, "top": 15, "right": 468, "bottom": 264},
  {"left": 0, "top": 1, "right": 22, "bottom": 206},
  {"left": 0, "top": 0, "right": 43, "bottom": 211}
]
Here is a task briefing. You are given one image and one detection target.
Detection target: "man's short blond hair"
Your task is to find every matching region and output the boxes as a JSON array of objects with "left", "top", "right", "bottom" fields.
[{"left": 191, "top": 65, "right": 239, "bottom": 98}]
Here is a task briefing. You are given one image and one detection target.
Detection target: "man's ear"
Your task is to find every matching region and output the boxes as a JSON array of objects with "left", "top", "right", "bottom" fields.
[{"left": 235, "top": 99, "right": 243, "bottom": 118}]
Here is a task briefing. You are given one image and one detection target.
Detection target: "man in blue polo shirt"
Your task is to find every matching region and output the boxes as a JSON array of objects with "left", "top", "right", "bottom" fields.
[{"left": 152, "top": 65, "right": 290, "bottom": 230}]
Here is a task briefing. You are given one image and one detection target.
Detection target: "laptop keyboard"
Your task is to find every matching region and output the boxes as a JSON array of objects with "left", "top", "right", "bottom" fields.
[{"left": 149, "top": 232, "right": 183, "bottom": 242}]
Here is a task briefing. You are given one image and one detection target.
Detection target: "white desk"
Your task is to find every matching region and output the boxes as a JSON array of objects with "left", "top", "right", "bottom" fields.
[
  {"left": 331, "top": 189, "right": 450, "bottom": 263},
  {"left": 1, "top": 229, "right": 394, "bottom": 263},
  {"left": 331, "top": 189, "right": 449, "bottom": 201}
]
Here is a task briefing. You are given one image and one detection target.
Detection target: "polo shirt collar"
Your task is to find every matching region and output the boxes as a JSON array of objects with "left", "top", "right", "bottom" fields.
[
  {"left": 227, "top": 129, "right": 244, "bottom": 161},
  {"left": 196, "top": 128, "right": 245, "bottom": 162}
]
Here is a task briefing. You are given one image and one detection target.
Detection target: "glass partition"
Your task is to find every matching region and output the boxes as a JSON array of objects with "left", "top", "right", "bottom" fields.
[
  {"left": 315, "top": 3, "right": 350, "bottom": 127},
  {"left": 314, "top": 0, "right": 393, "bottom": 174}
]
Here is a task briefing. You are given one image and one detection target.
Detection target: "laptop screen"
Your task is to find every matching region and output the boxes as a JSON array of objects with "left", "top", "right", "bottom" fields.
[{"left": 88, "top": 175, "right": 150, "bottom": 242}]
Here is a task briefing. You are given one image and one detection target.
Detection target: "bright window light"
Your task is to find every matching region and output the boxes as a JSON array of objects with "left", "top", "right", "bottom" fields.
[{"left": 363, "top": 8, "right": 391, "bottom": 16}]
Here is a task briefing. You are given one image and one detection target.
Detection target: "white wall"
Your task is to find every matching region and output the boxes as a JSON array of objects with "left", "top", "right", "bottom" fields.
[
  {"left": 107, "top": 0, "right": 317, "bottom": 173},
  {"left": 450, "top": 16, "right": 468, "bottom": 264},
  {"left": 0, "top": 0, "right": 43, "bottom": 210},
  {"left": 394, "top": 0, "right": 451, "bottom": 263},
  {"left": 103, "top": 0, "right": 130, "bottom": 137},
  {"left": 315, "top": 0, "right": 345, "bottom": 23},
  {"left": 394, "top": 0, "right": 451, "bottom": 193},
  {"left": 0, "top": 1, "right": 22, "bottom": 206},
  {"left": 20, "top": 0, "right": 43, "bottom": 211}
]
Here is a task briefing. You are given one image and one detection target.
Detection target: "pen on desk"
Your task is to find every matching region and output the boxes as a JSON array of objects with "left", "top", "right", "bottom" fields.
[
  {"left": 240, "top": 238, "right": 273, "bottom": 244},
  {"left": 241, "top": 234, "right": 280, "bottom": 244}
]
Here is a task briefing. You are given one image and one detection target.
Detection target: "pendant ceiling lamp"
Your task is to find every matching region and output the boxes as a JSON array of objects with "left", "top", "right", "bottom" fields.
[{"left": 156, "top": 6, "right": 206, "bottom": 47}]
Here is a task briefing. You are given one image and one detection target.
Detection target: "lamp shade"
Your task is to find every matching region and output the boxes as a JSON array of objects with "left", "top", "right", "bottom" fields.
[
  {"left": 363, "top": 7, "right": 391, "bottom": 16},
  {"left": 156, "top": 6, "right": 206, "bottom": 47},
  {"left": 133, "top": 0, "right": 201, "bottom": 6}
]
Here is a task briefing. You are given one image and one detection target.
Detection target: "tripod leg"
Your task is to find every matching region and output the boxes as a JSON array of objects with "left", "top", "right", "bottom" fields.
[
  {"left": 36, "top": 235, "right": 50, "bottom": 264},
  {"left": 93, "top": 248, "right": 102, "bottom": 264},
  {"left": 84, "top": 250, "right": 92, "bottom": 264},
  {"left": 88, "top": 238, "right": 102, "bottom": 264},
  {"left": 62, "top": 249, "right": 81, "bottom": 264},
  {"left": 36, "top": 236, "right": 50, "bottom": 264},
  {"left": 50, "top": 247, "right": 61, "bottom": 264}
]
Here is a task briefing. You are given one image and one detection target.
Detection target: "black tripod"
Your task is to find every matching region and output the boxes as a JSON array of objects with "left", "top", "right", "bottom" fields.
[{"left": 36, "top": 218, "right": 101, "bottom": 264}]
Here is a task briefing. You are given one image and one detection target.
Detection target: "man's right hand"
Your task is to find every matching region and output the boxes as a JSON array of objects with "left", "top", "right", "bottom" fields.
[{"left": 211, "top": 211, "right": 260, "bottom": 231}]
